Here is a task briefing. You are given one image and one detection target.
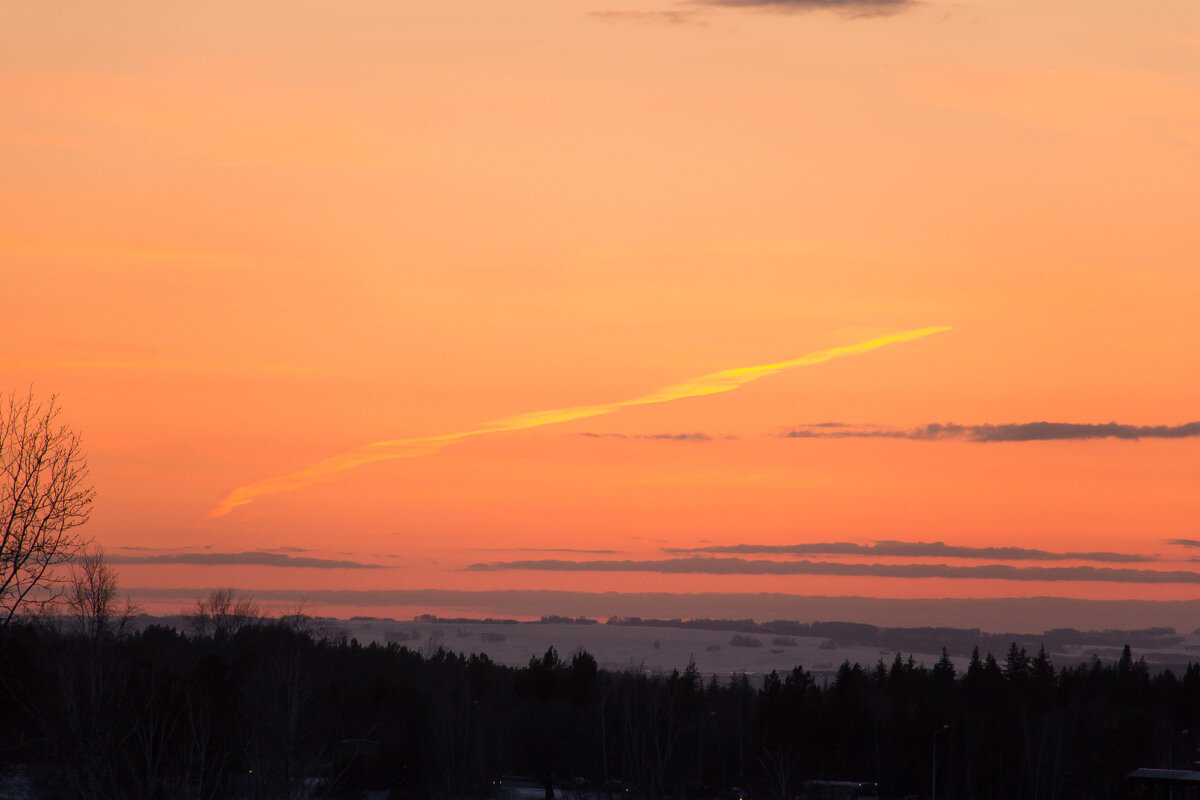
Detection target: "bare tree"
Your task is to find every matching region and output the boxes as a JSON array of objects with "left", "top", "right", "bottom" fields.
[
  {"left": 68, "top": 546, "right": 137, "bottom": 639},
  {"left": 0, "top": 390, "right": 95, "bottom": 624},
  {"left": 758, "top": 742, "right": 799, "bottom": 800},
  {"left": 187, "top": 587, "right": 260, "bottom": 637}
]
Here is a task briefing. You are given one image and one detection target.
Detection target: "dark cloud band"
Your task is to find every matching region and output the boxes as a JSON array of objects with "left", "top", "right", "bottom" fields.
[
  {"left": 666, "top": 540, "right": 1149, "bottom": 563},
  {"left": 782, "top": 421, "right": 1200, "bottom": 442},
  {"left": 107, "top": 551, "right": 386, "bottom": 570},
  {"left": 468, "top": 557, "right": 1200, "bottom": 584}
]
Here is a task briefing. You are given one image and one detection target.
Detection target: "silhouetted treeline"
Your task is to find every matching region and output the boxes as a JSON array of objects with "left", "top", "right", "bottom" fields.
[{"left": 2, "top": 619, "right": 1199, "bottom": 800}]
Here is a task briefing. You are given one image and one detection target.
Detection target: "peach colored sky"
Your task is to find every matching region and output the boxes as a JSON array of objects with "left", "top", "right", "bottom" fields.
[{"left": 4, "top": 0, "right": 1199, "bottom": 621}]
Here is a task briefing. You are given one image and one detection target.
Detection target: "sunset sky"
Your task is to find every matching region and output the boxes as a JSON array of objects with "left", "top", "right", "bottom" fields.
[{"left": 4, "top": 0, "right": 1199, "bottom": 625}]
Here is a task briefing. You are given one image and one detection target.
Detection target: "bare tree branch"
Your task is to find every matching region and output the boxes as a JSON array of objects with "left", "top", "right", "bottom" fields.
[
  {"left": 187, "top": 588, "right": 261, "bottom": 637},
  {"left": 0, "top": 390, "right": 95, "bottom": 624},
  {"left": 68, "top": 546, "right": 137, "bottom": 639}
]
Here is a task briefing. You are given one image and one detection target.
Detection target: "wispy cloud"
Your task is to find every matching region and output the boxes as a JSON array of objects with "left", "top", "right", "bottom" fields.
[
  {"left": 513, "top": 547, "right": 623, "bottom": 554},
  {"left": 0, "top": 236, "right": 234, "bottom": 262},
  {"left": 781, "top": 421, "right": 1200, "bottom": 442},
  {"left": 589, "top": 9, "right": 704, "bottom": 24},
  {"left": 580, "top": 432, "right": 719, "bottom": 441},
  {"left": 700, "top": 0, "right": 913, "bottom": 16},
  {"left": 0, "top": 355, "right": 308, "bottom": 376},
  {"left": 113, "top": 544, "right": 213, "bottom": 552},
  {"left": 210, "top": 326, "right": 949, "bottom": 516},
  {"left": 468, "top": 557, "right": 1200, "bottom": 584},
  {"left": 1166, "top": 539, "right": 1200, "bottom": 549},
  {"left": 645, "top": 432, "right": 719, "bottom": 440},
  {"left": 666, "top": 540, "right": 1151, "bottom": 563},
  {"left": 107, "top": 551, "right": 387, "bottom": 570},
  {"left": 590, "top": 0, "right": 912, "bottom": 27}
]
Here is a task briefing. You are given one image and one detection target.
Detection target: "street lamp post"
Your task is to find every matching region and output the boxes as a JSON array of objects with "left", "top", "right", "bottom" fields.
[{"left": 933, "top": 724, "right": 951, "bottom": 800}]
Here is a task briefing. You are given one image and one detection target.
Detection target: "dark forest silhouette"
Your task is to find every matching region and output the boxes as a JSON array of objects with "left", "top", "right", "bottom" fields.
[{"left": 2, "top": 614, "right": 1199, "bottom": 800}]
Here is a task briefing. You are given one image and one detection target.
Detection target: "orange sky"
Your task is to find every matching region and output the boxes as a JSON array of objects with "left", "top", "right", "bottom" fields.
[{"left": 4, "top": 0, "right": 1199, "bottom": 623}]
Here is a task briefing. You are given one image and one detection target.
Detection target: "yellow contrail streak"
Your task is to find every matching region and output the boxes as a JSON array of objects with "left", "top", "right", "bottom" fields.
[{"left": 209, "top": 326, "right": 949, "bottom": 517}]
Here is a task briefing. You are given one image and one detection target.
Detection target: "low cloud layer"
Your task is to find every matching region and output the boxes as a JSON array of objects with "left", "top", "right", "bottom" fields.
[
  {"left": 782, "top": 421, "right": 1200, "bottom": 442},
  {"left": 107, "top": 551, "right": 386, "bottom": 570},
  {"left": 469, "top": 557, "right": 1200, "bottom": 584},
  {"left": 121, "top": 587, "right": 1200, "bottom": 632},
  {"left": 1166, "top": 539, "right": 1200, "bottom": 549},
  {"left": 666, "top": 540, "right": 1149, "bottom": 563}
]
